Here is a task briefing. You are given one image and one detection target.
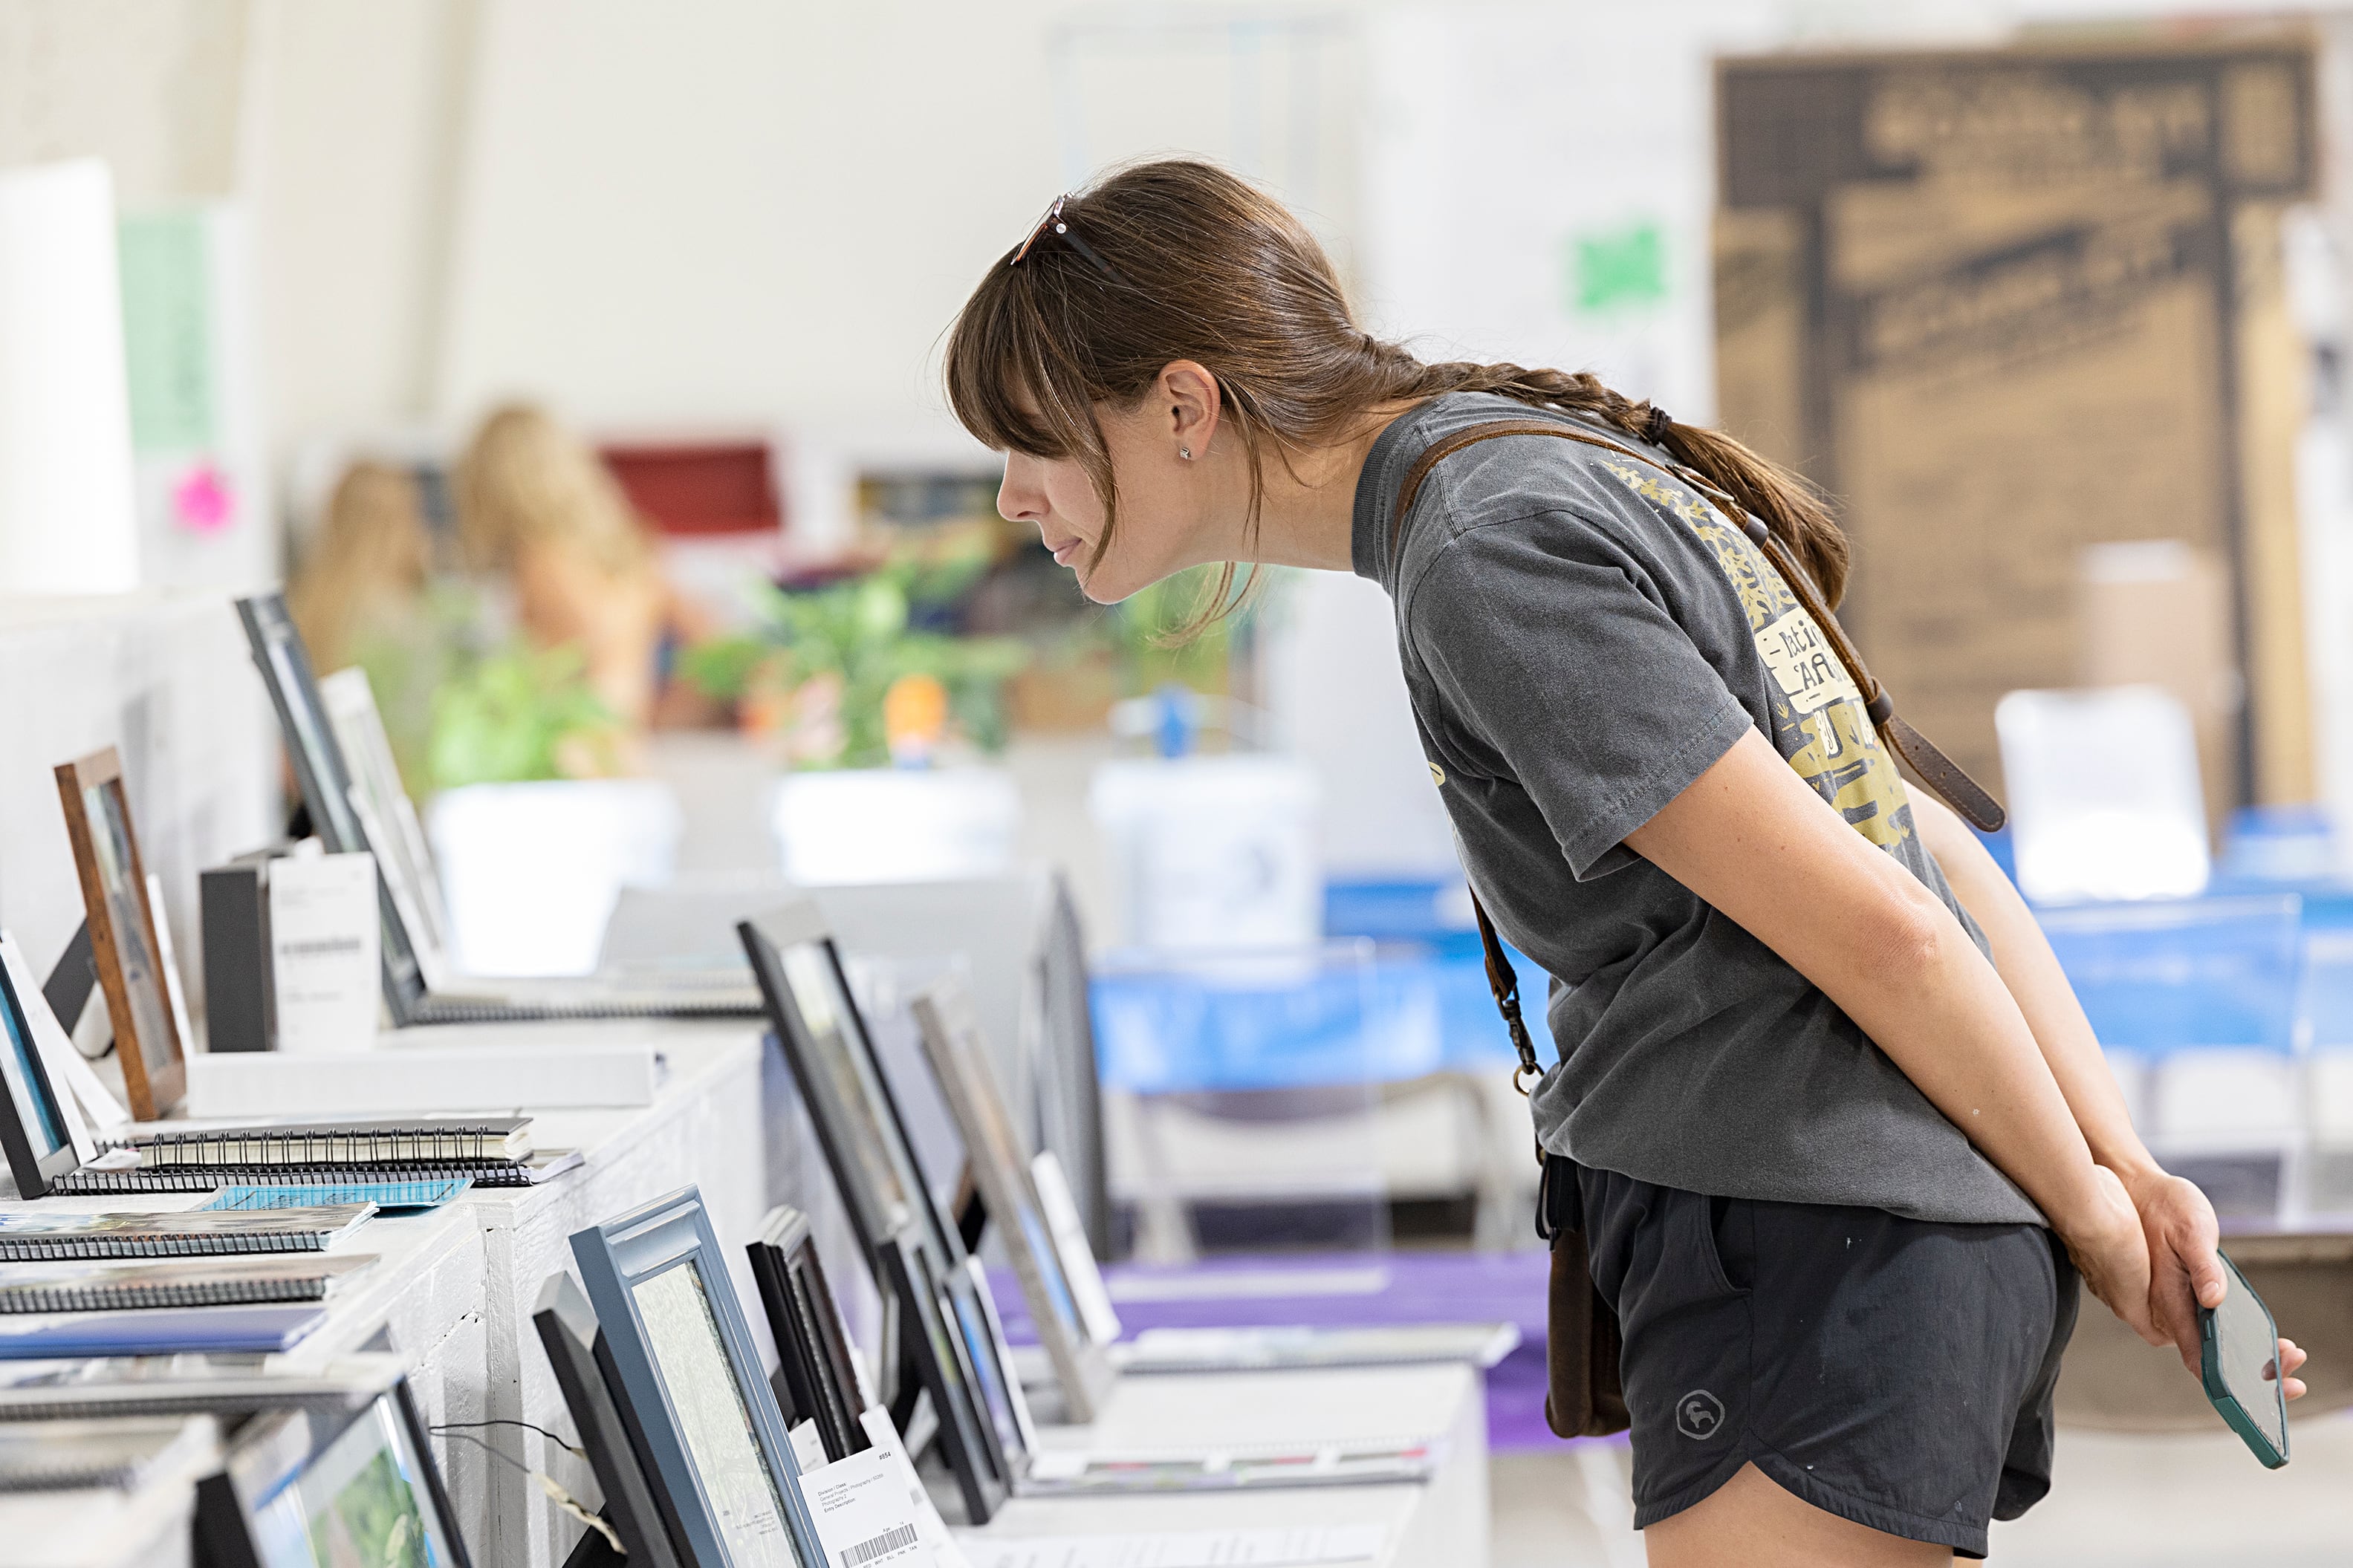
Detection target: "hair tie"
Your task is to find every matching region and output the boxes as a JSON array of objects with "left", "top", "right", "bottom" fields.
[{"left": 1643, "top": 405, "right": 1674, "bottom": 444}]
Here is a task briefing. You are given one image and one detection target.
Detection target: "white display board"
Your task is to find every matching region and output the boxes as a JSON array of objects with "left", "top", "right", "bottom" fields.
[{"left": 0, "top": 160, "right": 139, "bottom": 595}]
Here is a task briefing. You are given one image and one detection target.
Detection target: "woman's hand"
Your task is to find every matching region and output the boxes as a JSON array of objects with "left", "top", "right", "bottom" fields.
[
  {"left": 2129, "top": 1169, "right": 2311, "bottom": 1399},
  {"left": 2060, "top": 1164, "right": 2159, "bottom": 1344}
]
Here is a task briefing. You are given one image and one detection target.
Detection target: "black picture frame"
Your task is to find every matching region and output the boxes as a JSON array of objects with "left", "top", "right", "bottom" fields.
[
  {"left": 194, "top": 1376, "right": 470, "bottom": 1568},
  {"left": 569, "top": 1185, "right": 823, "bottom": 1568},
  {"left": 746, "top": 1205, "right": 869, "bottom": 1465},
  {"left": 236, "top": 590, "right": 429, "bottom": 1024},
  {"left": 874, "top": 1224, "right": 1007, "bottom": 1524},
  {"left": 737, "top": 905, "right": 964, "bottom": 1278},
  {"left": 0, "top": 939, "right": 81, "bottom": 1199},
  {"left": 533, "top": 1271, "right": 685, "bottom": 1568}
]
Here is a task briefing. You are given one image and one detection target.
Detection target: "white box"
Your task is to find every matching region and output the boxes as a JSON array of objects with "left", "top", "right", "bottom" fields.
[{"left": 185, "top": 1041, "right": 665, "bottom": 1119}]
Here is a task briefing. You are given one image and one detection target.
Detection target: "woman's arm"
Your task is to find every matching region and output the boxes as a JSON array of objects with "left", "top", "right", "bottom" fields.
[
  {"left": 1911, "top": 795, "right": 2305, "bottom": 1393},
  {"left": 1622, "top": 730, "right": 2160, "bottom": 1342},
  {"left": 1907, "top": 793, "right": 2161, "bottom": 1185}
]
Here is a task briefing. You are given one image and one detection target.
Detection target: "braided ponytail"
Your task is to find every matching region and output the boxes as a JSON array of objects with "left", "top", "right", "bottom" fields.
[
  {"left": 1388, "top": 360, "right": 1849, "bottom": 607},
  {"left": 947, "top": 159, "right": 1849, "bottom": 613}
]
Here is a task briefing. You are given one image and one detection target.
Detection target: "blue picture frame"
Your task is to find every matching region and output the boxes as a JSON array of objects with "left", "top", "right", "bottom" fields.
[
  {"left": 0, "top": 944, "right": 79, "bottom": 1199},
  {"left": 570, "top": 1185, "right": 823, "bottom": 1568}
]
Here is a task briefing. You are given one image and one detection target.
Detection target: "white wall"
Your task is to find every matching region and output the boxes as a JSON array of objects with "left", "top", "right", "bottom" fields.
[
  {"left": 0, "top": 594, "right": 276, "bottom": 1024},
  {"left": 245, "top": 0, "right": 478, "bottom": 455},
  {"left": 434, "top": 0, "right": 1363, "bottom": 446}
]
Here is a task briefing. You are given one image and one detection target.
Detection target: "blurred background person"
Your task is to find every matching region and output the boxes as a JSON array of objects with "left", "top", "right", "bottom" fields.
[{"left": 454, "top": 403, "right": 713, "bottom": 731}]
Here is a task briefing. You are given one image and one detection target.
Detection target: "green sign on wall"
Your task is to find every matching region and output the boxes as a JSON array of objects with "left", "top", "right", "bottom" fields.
[
  {"left": 1565, "top": 220, "right": 1669, "bottom": 316},
  {"left": 117, "top": 214, "right": 214, "bottom": 452}
]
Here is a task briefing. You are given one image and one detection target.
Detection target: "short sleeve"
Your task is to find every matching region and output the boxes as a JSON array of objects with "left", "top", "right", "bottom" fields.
[{"left": 1408, "top": 518, "right": 1755, "bottom": 878}]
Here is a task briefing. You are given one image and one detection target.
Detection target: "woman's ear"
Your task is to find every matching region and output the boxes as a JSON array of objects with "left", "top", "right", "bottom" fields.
[{"left": 1158, "top": 361, "right": 1222, "bottom": 461}]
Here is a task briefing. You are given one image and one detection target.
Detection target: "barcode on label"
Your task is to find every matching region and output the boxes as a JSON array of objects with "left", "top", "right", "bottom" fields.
[{"left": 840, "top": 1523, "right": 918, "bottom": 1566}]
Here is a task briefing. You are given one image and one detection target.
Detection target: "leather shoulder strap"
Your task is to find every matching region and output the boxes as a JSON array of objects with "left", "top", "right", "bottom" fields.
[{"left": 1389, "top": 418, "right": 2005, "bottom": 833}]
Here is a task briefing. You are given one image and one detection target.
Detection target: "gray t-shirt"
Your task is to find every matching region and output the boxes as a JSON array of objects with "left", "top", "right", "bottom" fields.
[{"left": 1353, "top": 392, "right": 2040, "bottom": 1226}]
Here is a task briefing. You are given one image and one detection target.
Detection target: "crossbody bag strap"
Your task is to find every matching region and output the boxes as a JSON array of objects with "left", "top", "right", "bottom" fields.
[
  {"left": 1392, "top": 419, "right": 2006, "bottom": 832},
  {"left": 1406, "top": 418, "right": 2007, "bottom": 1110}
]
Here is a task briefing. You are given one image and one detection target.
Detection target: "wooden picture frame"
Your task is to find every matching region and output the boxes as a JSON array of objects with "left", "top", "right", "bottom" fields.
[{"left": 54, "top": 747, "right": 184, "bottom": 1119}]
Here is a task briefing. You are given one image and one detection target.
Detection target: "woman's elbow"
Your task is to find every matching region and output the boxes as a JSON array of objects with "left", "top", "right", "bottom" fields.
[{"left": 1856, "top": 883, "right": 1957, "bottom": 985}]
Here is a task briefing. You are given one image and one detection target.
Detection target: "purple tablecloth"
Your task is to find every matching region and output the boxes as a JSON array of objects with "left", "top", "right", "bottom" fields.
[{"left": 992, "top": 1249, "right": 1571, "bottom": 1454}]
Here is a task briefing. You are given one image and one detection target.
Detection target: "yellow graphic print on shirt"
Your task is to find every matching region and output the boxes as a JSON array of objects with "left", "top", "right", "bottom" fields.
[{"left": 1599, "top": 460, "right": 1913, "bottom": 850}]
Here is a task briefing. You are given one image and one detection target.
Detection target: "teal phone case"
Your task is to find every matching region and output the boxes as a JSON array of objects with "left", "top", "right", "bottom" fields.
[{"left": 2199, "top": 1252, "right": 2289, "bottom": 1469}]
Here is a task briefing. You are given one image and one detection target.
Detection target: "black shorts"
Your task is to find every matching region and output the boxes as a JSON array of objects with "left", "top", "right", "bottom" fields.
[{"left": 1577, "top": 1165, "right": 2080, "bottom": 1559}]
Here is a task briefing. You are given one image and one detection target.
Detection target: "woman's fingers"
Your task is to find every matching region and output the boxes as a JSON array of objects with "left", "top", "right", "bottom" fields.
[
  {"left": 2132, "top": 1174, "right": 2221, "bottom": 1367},
  {"left": 2278, "top": 1337, "right": 2308, "bottom": 1401}
]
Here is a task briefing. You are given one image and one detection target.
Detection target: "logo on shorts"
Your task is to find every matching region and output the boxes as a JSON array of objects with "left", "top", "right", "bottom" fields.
[{"left": 1675, "top": 1390, "right": 1726, "bottom": 1440}]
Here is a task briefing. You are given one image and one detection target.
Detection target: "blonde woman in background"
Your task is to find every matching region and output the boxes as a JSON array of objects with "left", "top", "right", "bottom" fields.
[
  {"left": 454, "top": 403, "right": 709, "bottom": 728},
  {"left": 288, "top": 461, "right": 432, "bottom": 677}
]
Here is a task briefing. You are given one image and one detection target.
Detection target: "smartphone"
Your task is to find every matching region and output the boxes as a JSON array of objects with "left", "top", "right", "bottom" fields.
[{"left": 2201, "top": 1251, "right": 2289, "bottom": 1468}]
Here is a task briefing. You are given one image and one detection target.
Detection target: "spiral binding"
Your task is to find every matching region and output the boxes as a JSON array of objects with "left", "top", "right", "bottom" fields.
[
  {"left": 51, "top": 1162, "right": 536, "bottom": 1195},
  {"left": 0, "top": 1232, "right": 323, "bottom": 1262},
  {"left": 0, "top": 1276, "right": 328, "bottom": 1315},
  {"left": 98, "top": 1125, "right": 512, "bottom": 1168},
  {"left": 420, "top": 994, "right": 753, "bottom": 1023}
]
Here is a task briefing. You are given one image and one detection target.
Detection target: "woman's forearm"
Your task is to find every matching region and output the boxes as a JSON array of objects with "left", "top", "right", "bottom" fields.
[
  {"left": 1909, "top": 794, "right": 2164, "bottom": 1189},
  {"left": 1624, "top": 732, "right": 2127, "bottom": 1239}
]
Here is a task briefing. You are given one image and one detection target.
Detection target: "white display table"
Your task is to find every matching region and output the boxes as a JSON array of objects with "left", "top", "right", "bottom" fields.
[
  {"left": 975, "top": 1363, "right": 1490, "bottom": 1566},
  {"left": 0, "top": 1018, "right": 1492, "bottom": 1568}
]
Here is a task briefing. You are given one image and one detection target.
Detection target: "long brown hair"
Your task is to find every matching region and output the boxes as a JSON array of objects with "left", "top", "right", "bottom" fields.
[{"left": 945, "top": 159, "right": 1847, "bottom": 611}]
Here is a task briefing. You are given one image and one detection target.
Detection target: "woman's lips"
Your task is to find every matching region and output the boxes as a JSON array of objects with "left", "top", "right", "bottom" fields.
[{"left": 1050, "top": 539, "right": 1084, "bottom": 567}]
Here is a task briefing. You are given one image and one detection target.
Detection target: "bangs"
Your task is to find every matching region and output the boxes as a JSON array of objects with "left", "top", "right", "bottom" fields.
[{"left": 944, "top": 258, "right": 1103, "bottom": 464}]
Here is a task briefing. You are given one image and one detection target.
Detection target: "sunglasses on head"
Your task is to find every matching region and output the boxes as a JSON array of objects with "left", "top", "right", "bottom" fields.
[{"left": 1010, "top": 195, "right": 1123, "bottom": 282}]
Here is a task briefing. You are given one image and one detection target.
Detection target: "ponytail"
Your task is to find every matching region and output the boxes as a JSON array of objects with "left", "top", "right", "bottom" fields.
[{"left": 1386, "top": 361, "right": 1849, "bottom": 608}]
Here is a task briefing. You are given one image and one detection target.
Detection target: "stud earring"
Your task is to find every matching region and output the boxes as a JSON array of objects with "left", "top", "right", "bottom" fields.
[{"left": 1179, "top": 446, "right": 1192, "bottom": 460}]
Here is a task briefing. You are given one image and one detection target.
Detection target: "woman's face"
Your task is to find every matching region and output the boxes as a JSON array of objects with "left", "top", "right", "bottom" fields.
[{"left": 996, "top": 369, "right": 1226, "bottom": 605}]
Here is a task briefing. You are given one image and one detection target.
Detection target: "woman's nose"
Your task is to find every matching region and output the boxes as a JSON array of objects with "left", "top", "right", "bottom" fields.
[{"left": 998, "top": 465, "right": 1045, "bottom": 524}]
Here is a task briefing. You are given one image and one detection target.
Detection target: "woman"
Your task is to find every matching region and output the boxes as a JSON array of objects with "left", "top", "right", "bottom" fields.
[
  {"left": 289, "top": 461, "right": 432, "bottom": 680},
  {"left": 944, "top": 161, "right": 2308, "bottom": 1564},
  {"left": 454, "top": 403, "right": 711, "bottom": 729}
]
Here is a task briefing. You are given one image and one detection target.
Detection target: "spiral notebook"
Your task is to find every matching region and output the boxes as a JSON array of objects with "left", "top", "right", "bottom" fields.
[
  {"left": 99, "top": 1116, "right": 530, "bottom": 1168},
  {"left": 35, "top": 1116, "right": 569, "bottom": 1195},
  {"left": 0, "top": 1204, "right": 374, "bottom": 1261},
  {"left": 0, "top": 1252, "right": 377, "bottom": 1315}
]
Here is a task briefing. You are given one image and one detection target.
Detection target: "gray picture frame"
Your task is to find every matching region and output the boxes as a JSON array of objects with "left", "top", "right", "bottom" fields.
[
  {"left": 569, "top": 1185, "right": 822, "bottom": 1568},
  {"left": 911, "top": 978, "right": 1114, "bottom": 1423}
]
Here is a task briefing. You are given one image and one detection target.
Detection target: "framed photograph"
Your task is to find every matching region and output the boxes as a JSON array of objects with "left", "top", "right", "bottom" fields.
[
  {"left": 0, "top": 935, "right": 82, "bottom": 1197},
  {"left": 944, "top": 1253, "right": 1036, "bottom": 1480},
  {"left": 911, "top": 979, "right": 1114, "bottom": 1422},
  {"left": 197, "top": 1375, "right": 470, "bottom": 1568},
  {"left": 319, "top": 666, "right": 454, "bottom": 989},
  {"left": 533, "top": 1270, "right": 685, "bottom": 1568},
  {"left": 570, "top": 1185, "right": 823, "bottom": 1568},
  {"left": 237, "top": 591, "right": 425, "bottom": 1023},
  {"left": 738, "top": 906, "right": 961, "bottom": 1276},
  {"left": 746, "top": 1206, "right": 870, "bottom": 1466},
  {"left": 874, "top": 1224, "right": 1006, "bottom": 1524},
  {"left": 53, "top": 747, "right": 184, "bottom": 1119}
]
